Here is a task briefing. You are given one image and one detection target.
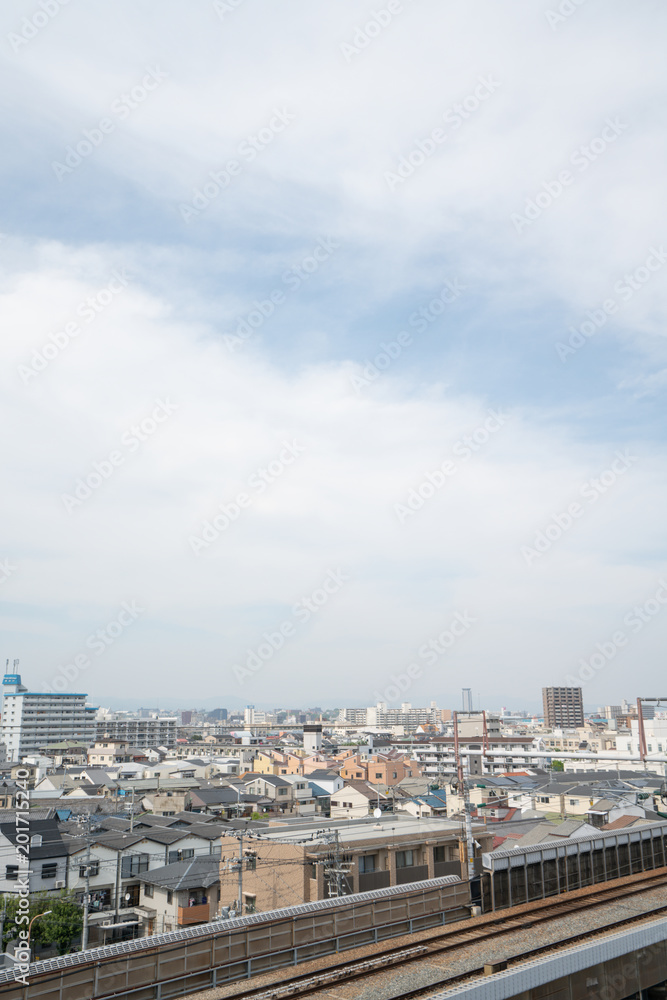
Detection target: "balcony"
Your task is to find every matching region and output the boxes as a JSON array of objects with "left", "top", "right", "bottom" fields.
[
  {"left": 178, "top": 903, "right": 210, "bottom": 925},
  {"left": 395, "top": 864, "right": 429, "bottom": 885},
  {"left": 358, "top": 870, "right": 390, "bottom": 892}
]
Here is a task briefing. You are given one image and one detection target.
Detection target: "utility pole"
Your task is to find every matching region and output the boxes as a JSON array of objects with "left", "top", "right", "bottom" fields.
[
  {"left": 81, "top": 840, "right": 91, "bottom": 950},
  {"left": 0, "top": 894, "right": 7, "bottom": 951},
  {"left": 322, "top": 830, "right": 350, "bottom": 897},
  {"left": 452, "top": 711, "right": 476, "bottom": 882},
  {"left": 114, "top": 853, "right": 122, "bottom": 923},
  {"left": 236, "top": 834, "right": 243, "bottom": 915}
]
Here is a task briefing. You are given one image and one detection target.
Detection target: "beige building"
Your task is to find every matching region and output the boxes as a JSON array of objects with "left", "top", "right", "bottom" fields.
[
  {"left": 330, "top": 781, "right": 388, "bottom": 819},
  {"left": 217, "top": 817, "right": 492, "bottom": 915},
  {"left": 88, "top": 740, "right": 132, "bottom": 767}
]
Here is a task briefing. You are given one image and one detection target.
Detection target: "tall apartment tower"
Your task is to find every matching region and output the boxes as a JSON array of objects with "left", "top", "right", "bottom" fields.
[
  {"left": 1, "top": 672, "right": 96, "bottom": 762},
  {"left": 542, "top": 686, "right": 584, "bottom": 728}
]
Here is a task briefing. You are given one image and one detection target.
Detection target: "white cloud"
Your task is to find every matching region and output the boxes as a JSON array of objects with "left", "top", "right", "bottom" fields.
[{"left": 1, "top": 242, "right": 666, "bottom": 704}]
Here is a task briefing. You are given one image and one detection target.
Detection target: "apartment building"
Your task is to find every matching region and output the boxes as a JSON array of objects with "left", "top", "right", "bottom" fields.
[
  {"left": 95, "top": 713, "right": 178, "bottom": 748},
  {"left": 337, "top": 703, "right": 440, "bottom": 731},
  {"left": 337, "top": 752, "right": 421, "bottom": 785},
  {"left": 616, "top": 718, "right": 667, "bottom": 757},
  {"left": 408, "top": 734, "right": 538, "bottom": 780},
  {"left": 1, "top": 672, "right": 96, "bottom": 762},
  {"left": 217, "top": 817, "right": 493, "bottom": 914},
  {"left": 542, "top": 687, "right": 584, "bottom": 728}
]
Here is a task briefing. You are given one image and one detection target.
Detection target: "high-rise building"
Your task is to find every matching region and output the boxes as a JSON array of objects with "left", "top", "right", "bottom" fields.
[
  {"left": 542, "top": 686, "right": 584, "bottom": 728},
  {"left": 0, "top": 672, "right": 96, "bottom": 762}
]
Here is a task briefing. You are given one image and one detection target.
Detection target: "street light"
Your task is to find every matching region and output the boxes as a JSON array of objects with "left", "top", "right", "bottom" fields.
[{"left": 27, "top": 910, "right": 52, "bottom": 953}]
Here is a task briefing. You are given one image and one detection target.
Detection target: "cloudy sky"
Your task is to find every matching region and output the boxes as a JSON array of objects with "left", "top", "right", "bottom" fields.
[{"left": 1, "top": 0, "right": 666, "bottom": 712}]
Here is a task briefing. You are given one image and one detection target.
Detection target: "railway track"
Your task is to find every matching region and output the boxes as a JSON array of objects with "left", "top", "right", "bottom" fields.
[{"left": 209, "top": 869, "right": 667, "bottom": 1000}]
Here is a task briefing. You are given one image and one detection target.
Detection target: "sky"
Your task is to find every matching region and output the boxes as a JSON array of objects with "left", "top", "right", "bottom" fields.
[{"left": 1, "top": 0, "right": 666, "bottom": 713}]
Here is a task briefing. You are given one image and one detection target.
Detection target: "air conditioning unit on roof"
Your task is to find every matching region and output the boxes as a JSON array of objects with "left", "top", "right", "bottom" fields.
[{"left": 54, "top": 880, "right": 65, "bottom": 889}]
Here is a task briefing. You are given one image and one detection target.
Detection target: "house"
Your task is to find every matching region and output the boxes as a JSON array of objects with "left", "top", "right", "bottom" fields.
[
  {"left": 330, "top": 781, "right": 388, "bottom": 819},
  {"left": 278, "top": 775, "right": 318, "bottom": 815},
  {"left": 40, "top": 742, "right": 89, "bottom": 766},
  {"left": 338, "top": 752, "right": 421, "bottom": 786},
  {"left": 242, "top": 775, "right": 295, "bottom": 813},
  {"left": 140, "top": 857, "right": 221, "bottom": 934},
  {"left": 586, "top": 797, "right": 646, "bottom": 828},
  {"left": 0, "top": 782, "right": 19, "bottom": 810},
  {"left": 491, "top": 818, "right": 600, "bottom": 851},
  {"left": 185, "top": 786, "right": 266, "bottom": 817},
  {"left": 61, "top": 820, "right": 224, "bottom": 943},
  {"left": 0, "top": 819, "right": 68, "bottom": 894},
  {"left": 87, "top": 741, "right": 133, "bottom": 767},
  {"left": 303, "top": 770, "right": 344, "bottom": 796},
  {"left": 398, "top": 792, "right": 448, "bottom": 818}
]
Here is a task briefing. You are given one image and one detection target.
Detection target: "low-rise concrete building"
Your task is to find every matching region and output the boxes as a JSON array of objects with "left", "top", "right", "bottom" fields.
[{"left": 217, "top": 816, "right": 492, "bottom": 915}]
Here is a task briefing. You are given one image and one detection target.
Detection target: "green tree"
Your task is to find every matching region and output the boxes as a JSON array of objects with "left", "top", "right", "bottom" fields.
[
  {"left": 1, "top": 892, "right": 82, "bottom": 956},
  {"left": 551, "top": 760, "right": 564, "bottom": 771}
]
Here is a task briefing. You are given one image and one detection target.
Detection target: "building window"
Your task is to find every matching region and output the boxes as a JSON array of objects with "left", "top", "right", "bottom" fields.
[
  {"left": 121, "top": 853, "right": 150, "bottom": 878},
  {"left": 395, "top": 850, "right": 414, "bottom": 868},
  {"left": 42, "top": 863, "right": 57, "bottom": 879},
  {"left": 375, "top": 773, "right": 382, "bottom": 779},
  {"left": 434, "top": 846, "right": 446, "bottom": 863},
  {"left": 144, "top": 884, "right": 153, "bottom": 898},
  {"left": 79, "top": 861, "right": 100, "bottom": 878},
  {"left": 359, "top": 854, "right": 377, "bottom": 873},
  {"left": 168, "top": 849, "right": 195, "bottom": 863},
  {"left": 244, "top": 894, "right": 256, "bottom": 914},
  {"left": 310, "top": 863, "right": 318, "bottom": 879},
  {"left": 392, "top": 772, "right": 398, "bottom": 779},
  {"left": 167, "top": 891, "right": 173, "bottom": 904},
  {"left": 30, "top": 835, "right": 42, "bottom": 848},
  {"left": 5, "top": 866, "right": 18, "bottom": 881}
]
